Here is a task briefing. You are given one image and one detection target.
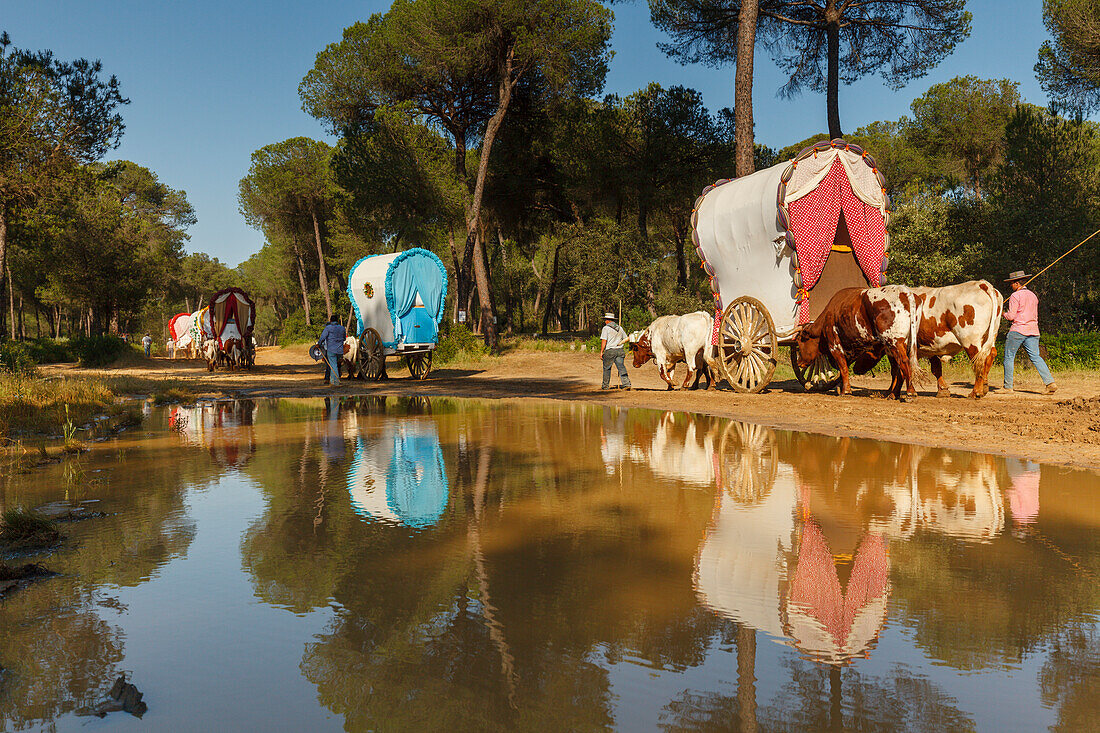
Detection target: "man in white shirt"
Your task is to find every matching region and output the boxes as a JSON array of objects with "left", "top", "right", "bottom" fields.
[{"left": 600, "top": 312, "right": 631, "bottom": 391}]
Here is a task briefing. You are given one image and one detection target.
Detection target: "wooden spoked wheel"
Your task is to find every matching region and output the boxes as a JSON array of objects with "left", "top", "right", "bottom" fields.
[
  {"left": 357, "top": 328, "right": 387, "bottom": 381},
  {"left": 717, "top": 420, "right": 778, "bottom": 506},
  {"left": 790, "top": 345, "right": 841, "bottom": 392},
  {"left": 717, "top": 296, "right": 778, "bottom": 393},
  {"left": 405, "top": 352, "right": 432, "bottom": 380}
]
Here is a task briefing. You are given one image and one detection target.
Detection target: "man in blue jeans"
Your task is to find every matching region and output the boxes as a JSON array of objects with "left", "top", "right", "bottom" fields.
[
  {"left": 1002, "top": 270, "right": 1056, "bottom": 394},
  {"left": 317, "top": 315, "right": 347, "bottom": 387}
]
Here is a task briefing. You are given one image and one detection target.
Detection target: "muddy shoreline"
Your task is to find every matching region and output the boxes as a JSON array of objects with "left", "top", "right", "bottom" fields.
[{"left": 40, "top": 346, "right": 1100, "bottom": 471}]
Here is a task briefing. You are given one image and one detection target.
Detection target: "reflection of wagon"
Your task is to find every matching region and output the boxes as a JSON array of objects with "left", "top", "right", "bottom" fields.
[
  {"left": 693, "top": 139, "right": 891, "bottom": 393},
  {"left": 347, "top": 421, "right": 449, "bottom": 529},
  {"left": 346, "top": 248, "right": 448, "bottom": 380}
]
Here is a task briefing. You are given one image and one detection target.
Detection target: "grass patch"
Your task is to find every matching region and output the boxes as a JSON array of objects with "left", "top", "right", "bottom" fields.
[
  {"left": 0, "top": 374, "right": 116, "bottom": 437},
  {"left": 0, "top": 508, "right": 63, "bottom": 550},
  {"left": 152, "top": 385, "right": 195, "bottom": 405}
]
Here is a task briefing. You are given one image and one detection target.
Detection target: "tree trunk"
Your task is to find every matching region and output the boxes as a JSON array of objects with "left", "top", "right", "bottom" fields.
[
  {"left": 292, "top": 242, "right": 311, "bottom": 326},
  {"left": 542, "top": 243, "right": 563, "bottom": 335},
  {"left": 735, "top": 0, "right": 759, "bottom": 177},
  {"left": 0, "top": 206, "right": 6, "bottom": 341},
  {"left": 737, "top": 625, "right": 757, "bottom": 733},
  {"left": 826, "top": 18, "right": 842, "bottom": 139},
  {"left": 7, "top": 266, "right": 15, "bottom": 340},
  {"left": 464, "top": 46, "right": 519, "bottom": 349},
  {"left": 310, "top": 201, "right": 333, "bottom": 320},
  {"left": 672, "top": 213, "right": 688, "bottom": 288}
]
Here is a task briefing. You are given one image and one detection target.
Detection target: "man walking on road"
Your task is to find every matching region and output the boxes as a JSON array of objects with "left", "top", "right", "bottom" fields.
[
  {"left": 1002, "top": 271, "right": 1056, "bottom": 394},
  {"left": 141, "top": 333, "right": 152, "bottom": 357},
  {"left": 600, "top": 312, "right": 631, "bottom": 391},
  {"left": 317, "top": 315, "right": 347, "bottom": 387}
]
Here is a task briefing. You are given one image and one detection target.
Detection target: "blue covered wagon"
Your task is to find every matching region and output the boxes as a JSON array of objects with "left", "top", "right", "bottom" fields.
[{"left": 346, "top": 248, "right": 448, "bottom": 380}]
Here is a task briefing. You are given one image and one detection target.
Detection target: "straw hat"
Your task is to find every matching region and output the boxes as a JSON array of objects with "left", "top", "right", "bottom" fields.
[
  {"left": 1004, "top": 270, "right": 1031, "bottom": 282},
  {"left": 603, "top": 312, "right": 617, "bottom": 320}
]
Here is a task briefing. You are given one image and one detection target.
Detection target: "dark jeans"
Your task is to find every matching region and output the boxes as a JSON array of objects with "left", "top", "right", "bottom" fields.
[{"left": 602, "top": 347, "right": 630, "bottom": 389}]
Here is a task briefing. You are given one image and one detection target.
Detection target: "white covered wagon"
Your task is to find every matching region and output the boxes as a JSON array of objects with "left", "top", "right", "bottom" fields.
[
  {"left": 346, "top": 248, "right": 448, "bottom": 380},
  {"left": 693, "top": 139, "right": 891, "bottom": 392}
]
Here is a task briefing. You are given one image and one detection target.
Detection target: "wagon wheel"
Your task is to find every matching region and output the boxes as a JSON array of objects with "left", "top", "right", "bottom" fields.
[
  {"left": 717, "top": 296, "right": 778, "bottom": 393},
  {"left": 716, "top": 420, "right": 778, "bottom": 505},
  {"left": 357, "top": 328, "right": 387, "bottom": 381},
  {"left": 405, "top": 352, "right": 432, "bottom": 380},
  {"left": 790, "top": 345, "right": 841, "bottom": 393}
]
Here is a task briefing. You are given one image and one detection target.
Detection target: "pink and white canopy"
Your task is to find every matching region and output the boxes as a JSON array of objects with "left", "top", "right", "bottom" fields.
[{"left": 693, "top": 139, "right": 891, "bottom": 335}]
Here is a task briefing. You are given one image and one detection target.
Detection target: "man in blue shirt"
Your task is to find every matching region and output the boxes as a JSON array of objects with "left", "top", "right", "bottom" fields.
[{"left": 317, "top": 315, "right": 347, "bottom": 386}]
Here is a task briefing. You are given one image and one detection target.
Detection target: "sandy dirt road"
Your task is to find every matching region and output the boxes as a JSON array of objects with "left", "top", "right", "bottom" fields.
[{"left": 45, "top": 346, "right": 1100, "bottom": 470}]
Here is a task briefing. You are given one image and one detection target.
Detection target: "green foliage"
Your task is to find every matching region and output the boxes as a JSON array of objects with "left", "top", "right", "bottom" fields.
[
  {"left": 987, "top": 105, "right": 1100, "bottom": 328},
  {"left": 907, "top": 76, "right": 1021, "bottom": 195},
  {"left": 278, "top": 310, "right": 319, "bottom": 345},
  {"left": 0, "top": 340, "right": 37, "bottom": 375},
  {"left": 69, "top": 335, "right": 130, "bottom": 367},
  {"left": 434, "top": 323, "right": 489, "bottom": 365},
  {"left": 888, "top": 195, "right": 989, "bottom": 286},
  {"left": 1041, "top": 331, "right": 1100, "bottom": 369},
  {"left": 21, "top": 339, "right": 74, "bottom": 364},
  {"left": 1036, "top": 0, "right": 1100, "bottom": 115}
]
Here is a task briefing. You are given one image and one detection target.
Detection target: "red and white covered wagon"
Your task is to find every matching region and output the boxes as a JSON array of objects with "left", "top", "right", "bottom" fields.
[
  {"left": 204, "top": 287, "right": 257, "bottom": 369},
  {"left": 693, "top": 138, "right": 891, "bottom": 392}
]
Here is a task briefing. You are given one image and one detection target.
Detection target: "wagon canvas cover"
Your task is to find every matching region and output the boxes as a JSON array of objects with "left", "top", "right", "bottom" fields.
[
  {"left": 208, "top": 287, "right": 256, "bottom": 348},
  {"left": 347, "top": 248, "right": 448, "bottom": 349},
  {"left": 693, "top": 139, "right": 890, "bottom": 334}
]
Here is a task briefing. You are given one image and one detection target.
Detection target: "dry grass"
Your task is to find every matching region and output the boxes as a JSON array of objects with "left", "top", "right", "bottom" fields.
[
  {"left": 0, "top": 374, "right": 115, "bottom": 437},
  {"left": 0, "top": 508, "right": 63, "bottom": 550}
]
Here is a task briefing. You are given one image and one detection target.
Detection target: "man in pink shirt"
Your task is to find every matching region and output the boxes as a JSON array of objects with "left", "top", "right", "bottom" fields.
[{"left": 1002, "top": 270, "right": 1056, "bottom": 394}]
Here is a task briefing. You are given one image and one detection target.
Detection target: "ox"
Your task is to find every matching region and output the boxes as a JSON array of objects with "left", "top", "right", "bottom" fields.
[
  {"left": 794, "top": 286, "right": 922, "bottom": 401},
  {"left": 911, "top": 280, "right": 1002, "bottom": 398},
  {"left": 201, "top": 339, "right": 219, "bottom": 372},
  {"left": 631, "top": 312, "right": 718, "bottom": 390},
  {"left": 340, "top": 337, "right": 360, "bottom": 379}
]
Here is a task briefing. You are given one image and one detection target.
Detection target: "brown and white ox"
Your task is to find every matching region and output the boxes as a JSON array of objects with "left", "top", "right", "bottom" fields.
[
  {"left": 630, "top": 312, "right": 719, "bottom": 390},
  {"left": 794, "top": 286, "right": 922, "bottom": 400},
  {"left": 911, "top": 280, "right": 1002, "bottom": 398}
]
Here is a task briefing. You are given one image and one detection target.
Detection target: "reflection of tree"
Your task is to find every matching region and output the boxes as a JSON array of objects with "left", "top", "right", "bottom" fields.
[
  {"left": 0, "top": 583, "right": 125, "bottom": 731},
  {"left": 1040, "top": 624, "right": 1100, "bottom": 733},
  {"left": 759, "top": 658, "right": 976, "bottom": 732},
  {"left": 242, "top": 398, "right": 727, "bottom": 729},
  {"left": 0, "top": 409, "right": 214, "bottom": 729}
]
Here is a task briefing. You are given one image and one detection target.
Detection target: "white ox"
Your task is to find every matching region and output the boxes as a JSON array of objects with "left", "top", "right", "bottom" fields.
[
  {"left": 911, "top": 280, "right": 1003, "bottom": 398},
  {"left": 630, "top": 312, "right": 719, "bottom": 390}
]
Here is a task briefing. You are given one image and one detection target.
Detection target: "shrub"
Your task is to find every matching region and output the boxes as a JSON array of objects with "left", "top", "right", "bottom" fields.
[
  {"left": 278, "top": 310, "right": 319, "bottom": 345},
  {"left": 434, "top": 323, "right": 489, "bottom": 365},
  {"left": 0, "top": 341, "right": 37, "bottom": 375},
  {"left": 23, "top": 338, "right": 75, "bottom": 364},
  {"left": 70, "top": 335, "right": 131, "bottom": 367},
  {"left": 1041, "top": 332, "right": 1100, "bottom": 370}
]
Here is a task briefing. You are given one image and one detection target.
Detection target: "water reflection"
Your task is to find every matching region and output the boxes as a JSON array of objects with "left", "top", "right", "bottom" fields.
[
  {"left": 347, "top": 415, "right": 449, "bottom": 529},
  {"left": 2, "top": 397, "right": 1098, "bottom": 731}
]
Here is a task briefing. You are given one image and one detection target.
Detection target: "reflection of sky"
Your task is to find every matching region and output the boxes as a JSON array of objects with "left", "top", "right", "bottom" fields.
[
  {"left": 605, "top": 619, "right": 1057, "bottom": 732},
  {"left": 61, "top": 472, "right": 338, "bottom": 731}
]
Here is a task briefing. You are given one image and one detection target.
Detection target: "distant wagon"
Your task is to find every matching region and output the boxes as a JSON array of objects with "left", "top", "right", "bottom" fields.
[
  {"left": 168, "top": 311, "right": 194, "bottom": 357},
  {"left": 693, "top": 139, "right": 891, "bottom": 393},
  {"left": 346, "top": 248, "right": 448, "bottom": 380},
  {"left": 203, "top": 287, "right": 257, "bottom": 369}
]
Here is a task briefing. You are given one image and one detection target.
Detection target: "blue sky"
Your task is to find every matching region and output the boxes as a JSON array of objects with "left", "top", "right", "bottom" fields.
[{"left": 6, "top": 1, "right": 1052, "bottom": 266}]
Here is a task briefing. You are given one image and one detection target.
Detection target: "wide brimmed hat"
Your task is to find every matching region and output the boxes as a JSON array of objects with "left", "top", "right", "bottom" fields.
[
  {"left": 1005, "top": 270, "right": 1031, "bottom": 282},
  {"left": 603, "top": 312, "right": 616, "bottom": 320}
]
